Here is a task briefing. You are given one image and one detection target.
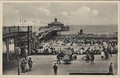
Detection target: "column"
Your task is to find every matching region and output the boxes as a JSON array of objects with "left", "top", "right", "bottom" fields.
[{"left": 5, "top": 39, "right": 10, "bottom": 62}]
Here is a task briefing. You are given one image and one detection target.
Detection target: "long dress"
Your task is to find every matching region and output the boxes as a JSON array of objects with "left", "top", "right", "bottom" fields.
[{"left": 25, "top": 59, "right": 29, "bottom": 71}]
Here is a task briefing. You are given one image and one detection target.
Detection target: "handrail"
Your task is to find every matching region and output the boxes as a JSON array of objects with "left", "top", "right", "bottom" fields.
[{"left": 3, "top": 26, "right": 32, "bottom": 35}]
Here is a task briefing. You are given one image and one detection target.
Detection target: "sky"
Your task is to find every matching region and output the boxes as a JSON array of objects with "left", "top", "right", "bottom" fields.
[{"left": 3, "top": 2, "right": 118, "bottom": 26}]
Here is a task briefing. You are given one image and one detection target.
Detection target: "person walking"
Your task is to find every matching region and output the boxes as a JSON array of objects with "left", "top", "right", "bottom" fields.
[
  {"left": 90, "top": 53, "right": 95, "bottom": 64},
  {"left": 53, "top": 63, "right": 58, "bottom": 75},
  {"left": 28, "top": 57, "right": 33, "bottom": 71},
  {"left": 108, "top": 62, "right": 114, "bottom": 75},
  {"left": 85, "top": 53, "right": 90, "bottom": 62},
  {"left": 57, "top": 54, "right": 61, "bottom": 64}
]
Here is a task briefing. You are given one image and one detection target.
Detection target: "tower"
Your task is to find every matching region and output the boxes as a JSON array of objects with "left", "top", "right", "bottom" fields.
[{"left": 54, "top": 18, "right": 57, "bottom": 22}]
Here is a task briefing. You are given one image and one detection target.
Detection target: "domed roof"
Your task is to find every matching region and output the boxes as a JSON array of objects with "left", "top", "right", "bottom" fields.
[
  {"left": 50, "top": 18, "right": 62, "bottom": 24},
  {"left": 55, "top": 18, "right": 57, "bottom": 22}
]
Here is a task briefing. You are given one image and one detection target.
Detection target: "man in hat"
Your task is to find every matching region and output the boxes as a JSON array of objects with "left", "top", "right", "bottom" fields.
[{"left": 53, "top": 63, "right": 58, "bottom": 75}]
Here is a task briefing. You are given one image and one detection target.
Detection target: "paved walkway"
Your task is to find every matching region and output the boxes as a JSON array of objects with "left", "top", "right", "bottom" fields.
[{"left": 3, "top": 54, "right": 118, "bottom": 75}]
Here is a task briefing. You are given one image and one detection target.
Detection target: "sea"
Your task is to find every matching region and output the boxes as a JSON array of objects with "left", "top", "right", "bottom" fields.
[{"left": 34, "top": 24, "right": 117, "bottom": 34}]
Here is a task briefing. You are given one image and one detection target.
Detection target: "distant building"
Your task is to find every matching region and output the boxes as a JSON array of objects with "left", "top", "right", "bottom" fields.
[
  {"left": 48, "top": 18, "right": 64, "bottom": 27},
  {"left": 48, "top": 18, "right": 69, "bottom": 31},
  {"left": 38, "top": 18, "right": 69, "bottom": 41}
]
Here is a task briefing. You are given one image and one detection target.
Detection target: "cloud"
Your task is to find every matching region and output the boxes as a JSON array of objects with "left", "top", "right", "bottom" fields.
[
  {"left": 74, "top": 6, "right": 99, "bottom": 17},
  {"left": 61, "top": 11, "right": 69, "bottom": 17},
  {"left": 38, "top": 3, "right": 52, "bottom": 8},
  {"left": 67, "top": 6, "right": 92, "bottom": 19},
  {"left": 38, "top": 7, "right": 50, "bottom": 16},
  {"left": 79, "top": 6, "right": 90, "bottom": 13},
  {"left": 15, "top": 10, "right": 20, "bottom": 13},
  {"left": 92, "top": 9, "right": 99, "bottom": 16},
  {"left": 3, "top": 3, "right": 117, "bottom": 26},
  {"left": 76, "top": 6, "right": 90, "bottom": 16},
  {"left": 59, "top": 6, "right": 100, "bottom": 25},
  {"left": 75, "top": 6, "right": 99, "bottom": 16}
]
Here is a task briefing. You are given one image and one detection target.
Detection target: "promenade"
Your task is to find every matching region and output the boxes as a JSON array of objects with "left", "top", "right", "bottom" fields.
[{"left": 3, "top": 54, "right": 117, "bottom": 75}]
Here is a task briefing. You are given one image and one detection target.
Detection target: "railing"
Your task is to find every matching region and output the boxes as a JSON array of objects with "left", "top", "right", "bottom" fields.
[{"left": 3, "top": 26, "right": 32, "bottom": 35}]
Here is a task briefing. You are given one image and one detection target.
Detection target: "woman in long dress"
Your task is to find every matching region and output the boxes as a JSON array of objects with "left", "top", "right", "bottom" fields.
[{"left": 25, "top": 58, "right": 29, "bottom": 72}]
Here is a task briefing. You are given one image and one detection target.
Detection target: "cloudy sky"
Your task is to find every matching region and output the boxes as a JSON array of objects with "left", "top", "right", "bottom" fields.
[{"left": 3, "top": 2, "right": 118, "bottom": 26}]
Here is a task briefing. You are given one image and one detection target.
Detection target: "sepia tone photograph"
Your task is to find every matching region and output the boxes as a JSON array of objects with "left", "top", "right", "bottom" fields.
[{"left": 2, "top": 2, "right": 118, "bottom": 75}]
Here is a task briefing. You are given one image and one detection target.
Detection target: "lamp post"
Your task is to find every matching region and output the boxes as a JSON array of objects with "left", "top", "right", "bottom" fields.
[
  {"left": 16, "top": 43, "right": 21, "bottom": 75},
  {"left": 15, "top": 34, "right": 21, "bottom": 75}
]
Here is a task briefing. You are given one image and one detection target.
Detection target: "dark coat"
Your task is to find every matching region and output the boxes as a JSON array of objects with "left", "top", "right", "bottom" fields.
[
  {"left": 91, "top": 54, "right": 95, "bottom": 61},
  {"left": 53, "top": 65, "right": 58, "bottom": 71},
  {"left": 28, "top": 59, "right": 33, "bottom": 68},
  {"left": 109, "top": 64, "right": 113, "bottom": 72}
]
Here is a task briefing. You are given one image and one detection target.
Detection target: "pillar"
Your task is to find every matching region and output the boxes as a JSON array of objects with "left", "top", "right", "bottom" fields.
[{"left": 5, "top": 39, "right": 10, "bottom": 62}]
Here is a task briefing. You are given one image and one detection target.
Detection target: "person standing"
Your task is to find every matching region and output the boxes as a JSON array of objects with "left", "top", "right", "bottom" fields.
[
  {"left": 21, "top": 59, "right": 25, "bottom": 73},
  {"left": 103, "top": 46, "right": 109, "bottom": 60},
  {"left": 107, "top": 45, "right": 112, "bottom": 57},
  {"left": 24, "top": 58, "right": 29, "bottom": 72},
  {"left": 24, "top": 48, "right": 28, "bottom": 58},
  {"left": 53, "top": 63, "right": 58, "bottom": 75},
  {"left": 101, "top": 50, "right": 104, "bottom": 59},
  {"left": 28, "top": 57, "right": 33, "bottom": 71}
]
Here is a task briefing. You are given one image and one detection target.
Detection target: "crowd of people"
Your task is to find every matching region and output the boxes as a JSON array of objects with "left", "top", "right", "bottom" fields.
[
  {"left": 18, "top": 47, "right": 33, "bottom": 73},
  {"left": 32, "top": 37, "right": 117, "bottom": 56},
  {"left": 20, "top": 57, "right": 33, "bottom": 73},
  {"left": 48, "top": 36, "right": 117, "bottom": 65},
  {"left": 17, "top": 34, "right": 117, "bottom": 75},
  {"left": 32, "top": 33, "right": 117, "bottom": 55}
]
